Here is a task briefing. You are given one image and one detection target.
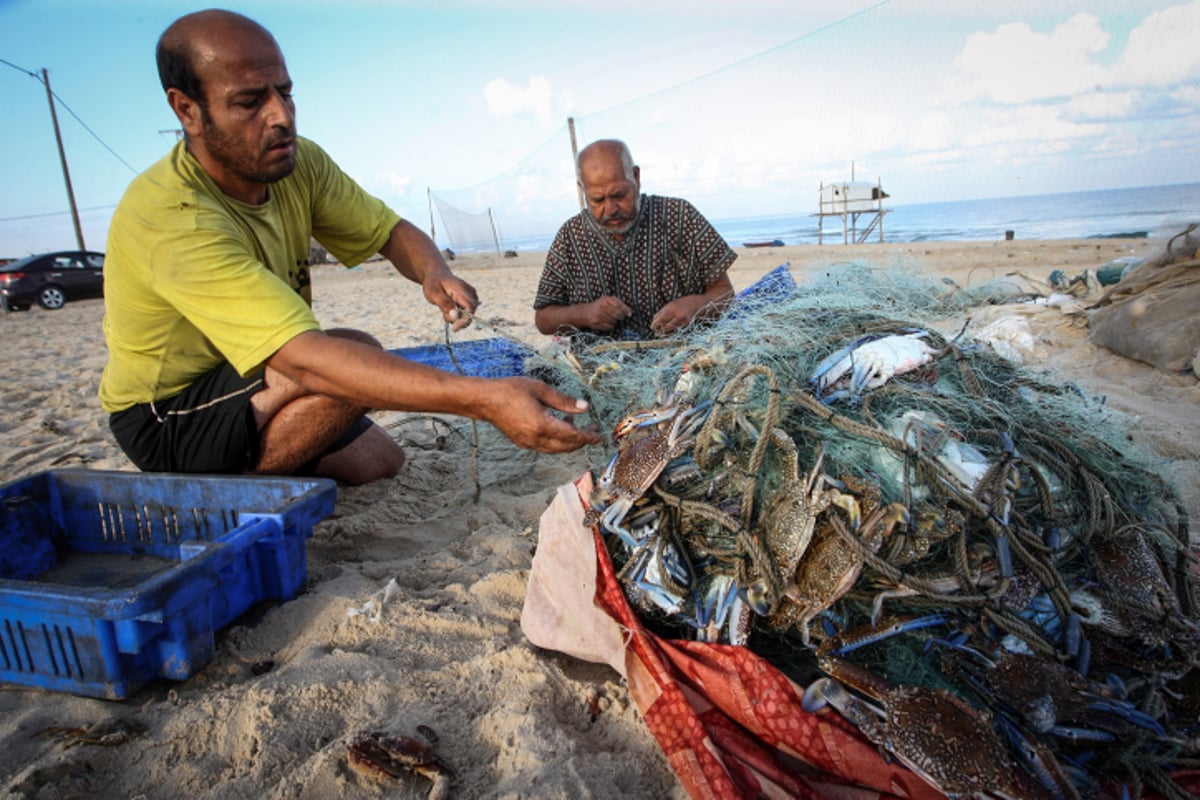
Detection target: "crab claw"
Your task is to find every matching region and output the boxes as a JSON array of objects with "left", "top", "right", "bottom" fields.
[
  {"left": 826, "top": 613, "right": 952, "bottom": 657},
  {"left": 864, "top": 501, "right": 910, "bottom": 538},
  {"left": 625, "top": 543, "right": 686, "bottom": 616},
  {"left": 696, "top": 575, "right": 736, "bottom": 630},
  {"left": 612, "top": 406, "right": 680, "bottom": 440},
  {"left": 1085, "top": 699, "right": 1166, "bottom": 737},
  {"left": 849, "top": 362, "right": 883, "bottom": 396},
  {"left": 831, "top": 491, "right": 861, "bottom": 530},
  {"left": 746, "top": 579, "right": 773, "bottom": 617},
  {"left": 801, "top": 677, "right": 847, "bottom": 714}
]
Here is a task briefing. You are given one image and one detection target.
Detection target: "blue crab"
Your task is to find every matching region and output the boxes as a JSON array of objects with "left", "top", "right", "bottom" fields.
[
  {"left": 585, "top": 396, "right": 711, "bottom": 547},
  {"left": 888, "top": 409, "right": 994, "bottom": 496},
  {"left": 937, "top": 638, "right": 1166, "bottom": 742},
  {"left": 803, "top": 656, "right": 1028, "bottom": 799},
  {"left": 765, "top": 482, "right": 908, "bottom": 646},
  {"left": 620, "top": 531, "right": 693, "bottom": 618},
  {"left": 810, "top": 330, "right": 940, "bottom": 404},
  {"left": 754, "top": 437, "right": 860, "bottom": 611},
  {"left": 1089, "top": 527, "right": 1193, "bottom": 650}
]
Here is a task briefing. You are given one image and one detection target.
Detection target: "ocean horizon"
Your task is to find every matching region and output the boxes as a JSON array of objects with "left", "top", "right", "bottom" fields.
[{"left": 494, "top": 182, "right": 1200, "bottom": 253}]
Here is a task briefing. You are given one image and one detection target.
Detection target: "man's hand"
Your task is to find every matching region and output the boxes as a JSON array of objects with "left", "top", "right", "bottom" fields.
[
  {"left": 650, "top": 296, "right": 701, "bottom": 336},
  {"left": 583, "top": 296, "right": 633, "bottom": 332},
  {"left": 379, "top": 219, "right": 480, "bottom": 330},
  {"left": 485, "top": 378, "right": 602, "bottom": 453},
  {"left": 423, "top": 271, "right": 479, "bottom": 331},
  {"left": 650, "top": 274, "right": 735, "bottom": 336},
  {"left": 533, "top": 295, "right": 632, "bottom": 336}
]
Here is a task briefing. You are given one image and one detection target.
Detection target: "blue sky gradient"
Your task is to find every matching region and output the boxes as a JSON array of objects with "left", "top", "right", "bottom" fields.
[{"left": 2, "top": 0, "right": 1198, "bottom": 255}]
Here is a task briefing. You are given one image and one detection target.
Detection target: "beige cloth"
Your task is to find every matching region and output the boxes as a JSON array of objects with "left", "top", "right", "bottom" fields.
[{"left": 520, "top": 474, "right": 629, "bottom": 676}]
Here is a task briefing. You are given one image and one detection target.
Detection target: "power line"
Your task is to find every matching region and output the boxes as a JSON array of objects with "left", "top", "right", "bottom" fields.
[
  {"left": 0, "top": 56, "right": 38, "bottom": 78},
  {"left": 1, "top": 56, "right": 140, "bottom": 175},
  {"left": 0, "top": 204, "right": 118, "bottom": 223},
  {"left": 435, "top": 0, "right": 896, "bottom": 196},
  {"left": 582, "top": 0, "right": 893, "bottom": 119}
]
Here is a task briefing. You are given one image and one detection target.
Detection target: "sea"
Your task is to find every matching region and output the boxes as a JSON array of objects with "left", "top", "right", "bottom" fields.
[
  {"left": 711, "top": 182, "right": 1200, "bottom": 248},
  {"left": 497, "top": 182, "right": 1200, "bottom": 252}
]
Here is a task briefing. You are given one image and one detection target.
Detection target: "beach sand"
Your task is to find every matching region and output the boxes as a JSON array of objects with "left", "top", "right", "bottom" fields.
[{"left": 1, "top": 238, "right": 1197, "bottom": 799}]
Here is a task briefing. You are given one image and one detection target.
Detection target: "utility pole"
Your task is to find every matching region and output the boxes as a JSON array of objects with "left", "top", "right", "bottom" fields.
[
  {"left": 568, "top": 117, "right": 583, "bottom": 211},
  {"left": 43, "top": 68, "right": 85, "bottom": 251}
]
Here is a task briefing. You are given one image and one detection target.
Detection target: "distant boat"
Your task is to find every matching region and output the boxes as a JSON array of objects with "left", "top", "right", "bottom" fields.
[{"left": 743, "top": 239, "right": 784, "bottom": 248}]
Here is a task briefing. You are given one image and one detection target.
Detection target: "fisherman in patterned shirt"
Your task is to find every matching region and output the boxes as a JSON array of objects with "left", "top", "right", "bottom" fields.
[{"left": 533, "top": 139, "right": 737, "bottom": 340}]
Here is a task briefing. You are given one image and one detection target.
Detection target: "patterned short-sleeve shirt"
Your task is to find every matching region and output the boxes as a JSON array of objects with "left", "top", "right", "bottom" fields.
[{"left": 534, "top": 194, "right": 737, "bottom": 339}]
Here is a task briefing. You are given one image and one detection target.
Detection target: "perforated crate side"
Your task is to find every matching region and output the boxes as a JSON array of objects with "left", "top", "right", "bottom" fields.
[
  {"left": 0, "top": 471, "right": 337, "bottom": 698},
  {"left": 42, "top": 470, "right": 336, "bottom": 555},
  {"left": 0, "top": 569, "right": 219, "bottom": 699}
]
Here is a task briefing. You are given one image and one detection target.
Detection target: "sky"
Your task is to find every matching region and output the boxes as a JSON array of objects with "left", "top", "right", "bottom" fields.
[{"left": 2, "top": 0, "right": 1199, "bottom": 255}]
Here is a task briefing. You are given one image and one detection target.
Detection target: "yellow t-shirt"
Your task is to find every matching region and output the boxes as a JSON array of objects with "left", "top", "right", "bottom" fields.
[{"left": 99, "top": 137, "right": 400, "bottom": 413}]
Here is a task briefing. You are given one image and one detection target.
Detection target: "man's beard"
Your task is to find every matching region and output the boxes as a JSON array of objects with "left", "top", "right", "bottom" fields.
[
  {"left": 600, "top": 194, "right": 641, "bottom": 235},
  {"left": 199, "top": 110, "right": 296, "bottom": 185}
]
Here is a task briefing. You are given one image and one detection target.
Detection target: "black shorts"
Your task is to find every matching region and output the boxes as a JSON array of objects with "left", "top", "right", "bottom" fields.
[
  {"left": 109, "top": 363, "right": 263, "bottom": 474},
  {"left": 110, "top": 363, "right": 376, "bottom": 475}
]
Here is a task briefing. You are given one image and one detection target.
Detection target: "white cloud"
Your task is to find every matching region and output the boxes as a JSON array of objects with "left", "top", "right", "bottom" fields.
[
  {"left": 484, "top": 76, "right": 558, "bottom": 127},
  {"left": 1112, "top": 0, "right": 1200, "bottom": 87},
  {"left": 944, "top": 2, "right": 1200, "bottom": 113},
  {"left": 960, "top": 105, "right": 1101, "bottom": 149},
  {"left": 950, "top": 14, "right": 1109, "bottom": 104},
  {"left": 904, "top": 111, "right": 956, "bottom": 153},
  {"left": 1062, "top": 90, "right": 1140, "bottom": 122},
  {"left": 364, "top": 171, "right": 412, "bottom": 199},
  {"left": 1172, "top": 84, "right": 1200, "bottom": 106},
  {"left": 385, "top": 173, "right": 412, "bottom": 195}
]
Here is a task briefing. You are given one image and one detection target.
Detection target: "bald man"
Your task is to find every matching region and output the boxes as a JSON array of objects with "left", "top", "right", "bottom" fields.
[
  {"left": 100, "top": 9, "right": 599, "bottom": 485},
  {"left": 534, "top": 139, "right": 736, "bottom": 340}
]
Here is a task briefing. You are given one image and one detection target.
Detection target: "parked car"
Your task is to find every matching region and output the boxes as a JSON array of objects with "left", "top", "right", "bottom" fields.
[{"left": 0, "top": 250, "right": 105, "bottom": 311}]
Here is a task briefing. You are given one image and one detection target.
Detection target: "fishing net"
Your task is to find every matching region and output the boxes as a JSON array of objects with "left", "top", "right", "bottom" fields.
[
  {"left": 505, "top": 263, "right": 1199, "bottom": 798},
  {"left": 428, "top": 190, "right": 502, "bottom": 254}
]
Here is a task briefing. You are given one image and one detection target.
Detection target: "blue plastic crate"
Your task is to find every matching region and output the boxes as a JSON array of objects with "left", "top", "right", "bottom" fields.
[
  {"left": 0, "top": 469, "right": 336, "bottom": 699},
  {"left": 388, "top": 337, "right": 530, "bottom": 378}
]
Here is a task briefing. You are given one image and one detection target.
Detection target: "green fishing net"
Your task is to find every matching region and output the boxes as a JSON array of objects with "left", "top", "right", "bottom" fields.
[{"left": 447, "top": 263, "right": 1198, "bottom": 795}]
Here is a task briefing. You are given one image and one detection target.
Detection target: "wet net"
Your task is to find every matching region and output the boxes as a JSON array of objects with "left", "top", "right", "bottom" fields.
[{"left": 484, "top": 263, "right": 1199, "bottom": 798}]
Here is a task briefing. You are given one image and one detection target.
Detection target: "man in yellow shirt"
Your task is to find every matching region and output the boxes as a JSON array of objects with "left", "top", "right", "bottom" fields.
[{"left": 100, "top": 9, "right": 599, "bottom": 485}]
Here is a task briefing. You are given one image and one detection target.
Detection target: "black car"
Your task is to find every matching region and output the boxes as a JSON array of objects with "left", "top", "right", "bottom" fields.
[{"left": 0, "top": 250, "right": 105, "bottom": 311}]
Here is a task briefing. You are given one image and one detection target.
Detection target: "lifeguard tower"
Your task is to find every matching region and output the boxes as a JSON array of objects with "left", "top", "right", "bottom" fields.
[{"left": 815, "top": 177, "right": 890, "bottom": 245}]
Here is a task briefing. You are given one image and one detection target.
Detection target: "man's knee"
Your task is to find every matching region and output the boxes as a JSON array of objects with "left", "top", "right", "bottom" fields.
[
  {"left": 360, "top": 426, "right": 406, "bottom": 476},
  {"left": 317, "top": 424, "right": 405, "bottom": 485}
]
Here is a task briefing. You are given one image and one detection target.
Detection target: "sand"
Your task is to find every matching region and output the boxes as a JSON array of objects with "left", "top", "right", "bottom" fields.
[{"left": 1, "top": 238, "right": 1197, "bottom": 800}]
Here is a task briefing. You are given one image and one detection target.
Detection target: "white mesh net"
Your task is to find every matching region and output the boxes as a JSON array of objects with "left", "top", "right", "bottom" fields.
[{"left": 428, "top": 191, "right": 500, "bottom": 254}]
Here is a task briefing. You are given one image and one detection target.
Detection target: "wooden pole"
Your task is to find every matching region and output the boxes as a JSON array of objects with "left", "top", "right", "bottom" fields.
[
  {"left": 877, "top": 177, "right": 884, "bottom": 243},
  {"left": 488, "top": 208, "right": 501, "bottom": 254},
  {"left": 568, "top": 116, "right": 584, "bottom": 211},
  {"left": 427, "top": 188, "right": 437, "bottom": 243},
  {"left": 43, "top": 69, "right": 85, "bottom": 251}
]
